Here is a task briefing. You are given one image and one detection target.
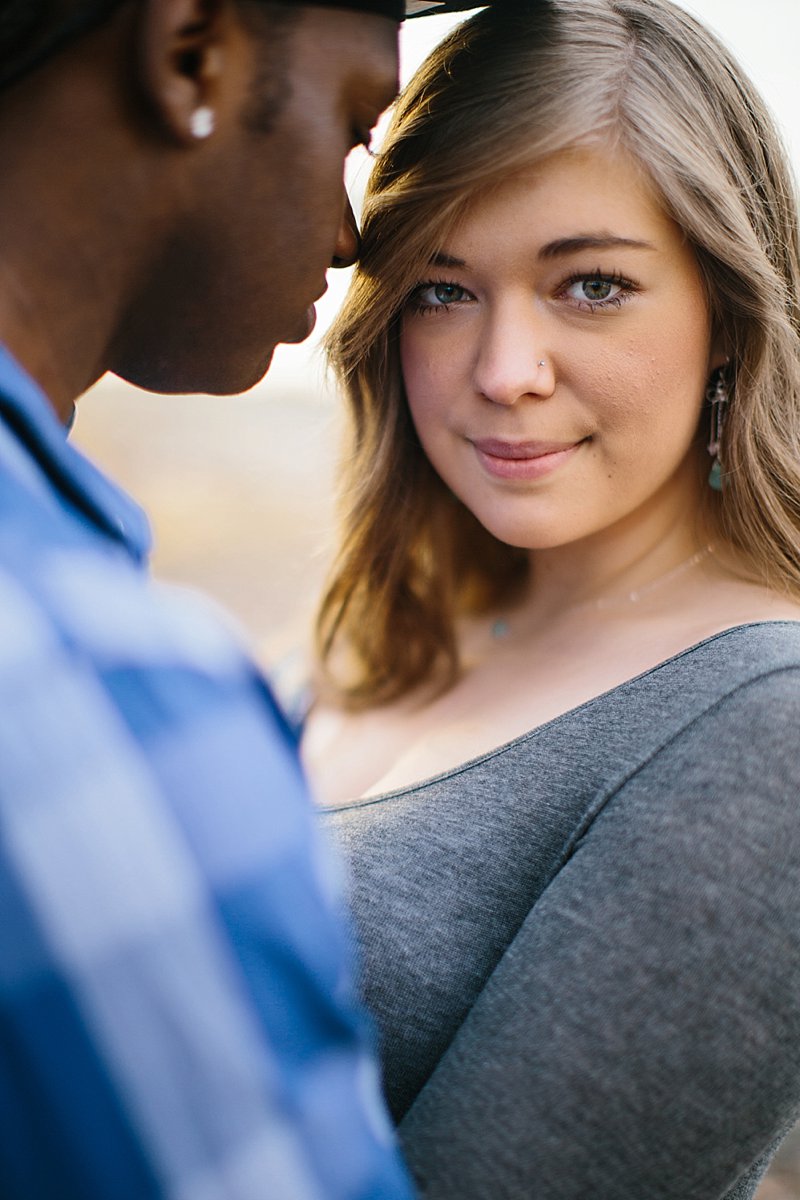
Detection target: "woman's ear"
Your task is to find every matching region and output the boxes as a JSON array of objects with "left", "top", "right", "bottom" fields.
[
  {"left": 135, "top": 0, "right": 229, "bottom": 145},
  {"left": 707, "top": 320, "right": 732, "bottom": 376}
]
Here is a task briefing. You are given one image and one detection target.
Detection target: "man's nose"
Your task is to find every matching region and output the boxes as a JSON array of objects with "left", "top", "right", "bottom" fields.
[{"left": 331, "top": 194, "right": 360, "bottom": 269}]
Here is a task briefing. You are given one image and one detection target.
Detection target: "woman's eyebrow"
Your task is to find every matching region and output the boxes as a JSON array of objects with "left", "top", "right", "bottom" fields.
[
  {"left": 428, "top": 251, "right": 467, "bottom": 268},
  {"left": 538, "top": 235, "right": 656, "bottom": 259},
  {"left": 429, "top": 237, "right": 655, "bottom": 270}
]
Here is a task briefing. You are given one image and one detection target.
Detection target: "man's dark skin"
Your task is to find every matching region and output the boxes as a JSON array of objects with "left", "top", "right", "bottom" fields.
[{"left": 0, "top": 0, "right": 399, "bottom": 421}]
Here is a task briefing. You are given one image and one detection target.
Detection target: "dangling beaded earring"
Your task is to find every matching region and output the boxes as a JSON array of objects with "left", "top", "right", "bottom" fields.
[{"left": 707, "top": 368, "right": 728, "bottom": 491}]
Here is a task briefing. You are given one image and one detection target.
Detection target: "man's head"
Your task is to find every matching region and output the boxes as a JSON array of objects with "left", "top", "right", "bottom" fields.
[
  {"left": 0, "top": 1, "right": 403, "bottom": 400},
  {"left": 109, "top": 0, "right": 402, "bottom": 394}
]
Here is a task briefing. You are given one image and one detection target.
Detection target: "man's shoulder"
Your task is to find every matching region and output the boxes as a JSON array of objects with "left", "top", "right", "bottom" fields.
[
  {"left": 0, "top": 460, "right": 309, "bottom": 826},
  {"left": 0, "top": 518, "right": 244, "bottom": 688},
  {"left": 0, "top": 403, "right": 308, "bottom": 840},
  {"left": 0, "top": 508, "right": 327, "bottom": 985},
  {"left": 0, "top": 530, "right": 389, "bottom": 1200}
]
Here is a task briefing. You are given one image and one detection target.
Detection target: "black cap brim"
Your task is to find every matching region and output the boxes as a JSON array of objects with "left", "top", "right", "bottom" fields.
[
  {"left": 277, "top": 0, "right": 489, "bottom": 21},
  {"left": 286, "top": 1, "right": 489, "bottom": 20},
  {"left": 405, "top": 1, "right": 490, "bottom": 15}
]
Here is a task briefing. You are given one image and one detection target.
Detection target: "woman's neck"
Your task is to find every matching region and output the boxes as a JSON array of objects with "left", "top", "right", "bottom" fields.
[{"left": 518, "top": 488, "right": 717, "bottom": 624}]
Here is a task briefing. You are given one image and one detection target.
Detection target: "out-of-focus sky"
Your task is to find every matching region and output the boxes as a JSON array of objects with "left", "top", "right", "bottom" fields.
[{"left": 258, "top": 0, "right": 800, "bottom": 402}]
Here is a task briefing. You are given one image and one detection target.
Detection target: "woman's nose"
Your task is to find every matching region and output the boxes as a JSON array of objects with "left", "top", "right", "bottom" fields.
[
  {"left": 473, "top": 307, "right": 554, "bottom": 405},
  {"left": 331, "top": 193, "right": 360, "bottom": 269}
]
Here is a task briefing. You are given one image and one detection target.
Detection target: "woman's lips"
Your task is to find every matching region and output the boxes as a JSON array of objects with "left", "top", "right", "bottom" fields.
[{"left": 472, "top": 437, "right": 584, "bottom": 480}]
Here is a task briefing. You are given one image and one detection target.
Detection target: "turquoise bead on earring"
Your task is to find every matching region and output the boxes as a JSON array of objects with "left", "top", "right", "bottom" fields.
[
  {"left": 708, "top": 458, "right": 723, "bottom": 491},
  {"left": 706, "top": 367, "right": 729, "bottom": 493}
]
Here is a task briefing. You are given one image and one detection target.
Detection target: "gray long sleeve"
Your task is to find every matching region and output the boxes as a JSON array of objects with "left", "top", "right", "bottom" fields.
[{"left": 399, "top": 670, "right": 800, "bottom": 1198}]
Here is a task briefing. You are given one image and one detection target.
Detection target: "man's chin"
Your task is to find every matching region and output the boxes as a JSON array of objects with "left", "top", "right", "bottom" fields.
[
  {"left": 113, "top": 329, "right": 309, "bottom": 396},
  {"left": 199, "top": 344, "right": 278, "bottom": 395},
  {"left": 227, "top": 343, "right": 283, "bottom": 394}
]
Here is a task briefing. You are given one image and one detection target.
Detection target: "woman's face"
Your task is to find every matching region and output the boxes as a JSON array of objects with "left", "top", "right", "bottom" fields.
[{"left": 400, "top": 146, "right": 724, "bottom": 551}]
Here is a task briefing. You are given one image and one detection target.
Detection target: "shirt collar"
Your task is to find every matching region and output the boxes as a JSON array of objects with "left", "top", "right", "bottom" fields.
[{"left": 0, "top": 345, "right": 152, "bottom": 565}]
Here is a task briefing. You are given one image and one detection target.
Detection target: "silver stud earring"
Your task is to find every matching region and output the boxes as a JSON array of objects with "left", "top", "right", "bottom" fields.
[
  {"left": 537, "top": 360, "right": 546, "bottom": 368},
  {"left": 707, "top": 368, "right": 729, "bottom": 491},
  {"left": 190, "top": 106, "right": 215, "bottom": 140}
]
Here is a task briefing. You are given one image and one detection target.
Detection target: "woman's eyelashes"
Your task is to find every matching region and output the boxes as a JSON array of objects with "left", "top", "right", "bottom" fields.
[
  {"left": 558, "top": 270, "right": 638, "bottom": 311},
  {"left": 406, "top": 279, "right": 473, "bottom": 315},
  {"left": 406, "top": 270, "right": 639, "bottom": 316}
]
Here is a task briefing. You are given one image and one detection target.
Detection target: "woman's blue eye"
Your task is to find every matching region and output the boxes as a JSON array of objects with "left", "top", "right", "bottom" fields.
[
  {"left": 436, "top": 283, "right": 464, "bottom": 303},
  {"left": 426, "top": 283, "right": 466, "bottom": 306},
  {"left": 581, "top": 278, "right": 614, "bottom": 301},
  {"left": 563, "top": 274, "right": 630, "bottom": 307},
  {"left": 409, "top": 281, "right": 469, "bottom": 312}
]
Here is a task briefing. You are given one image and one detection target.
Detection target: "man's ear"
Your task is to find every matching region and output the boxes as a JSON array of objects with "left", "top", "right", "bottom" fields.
[{"left": 135, "top": 0, "right": 230, "bottom": 144}]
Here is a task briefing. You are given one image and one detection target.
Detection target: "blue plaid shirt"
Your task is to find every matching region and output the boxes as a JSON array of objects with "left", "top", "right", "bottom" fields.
[{"left": 0, "top": 346, "right": 413, "bottom": 1200}]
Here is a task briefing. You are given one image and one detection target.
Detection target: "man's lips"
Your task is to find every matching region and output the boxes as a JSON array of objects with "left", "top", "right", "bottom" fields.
[
  {"left": 268, "top": 277, "right": 329, "bottom": 350},
  {"left": 283, "top": 286, "right": 327, "bottom": 345},
  {"left": 281, "top": 305, "right": 316, "bottom": 344},
  {"left": 471, "top": 437, "right": 585, "bottom": 480}
]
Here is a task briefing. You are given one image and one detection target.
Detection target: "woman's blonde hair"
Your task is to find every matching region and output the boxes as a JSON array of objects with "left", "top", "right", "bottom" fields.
[{"left": 316, "top": 0, "right": 800, "bottom": 708}]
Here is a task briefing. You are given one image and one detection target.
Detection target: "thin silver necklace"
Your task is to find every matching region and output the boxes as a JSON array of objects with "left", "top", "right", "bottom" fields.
[{"left": 491, "top": 544, "right": 714, "bottom": 638}]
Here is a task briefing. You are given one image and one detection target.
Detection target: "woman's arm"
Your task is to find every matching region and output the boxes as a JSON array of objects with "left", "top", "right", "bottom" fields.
[{"left": 400, "top": 669, "right": 800, "bottom": 1199}]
